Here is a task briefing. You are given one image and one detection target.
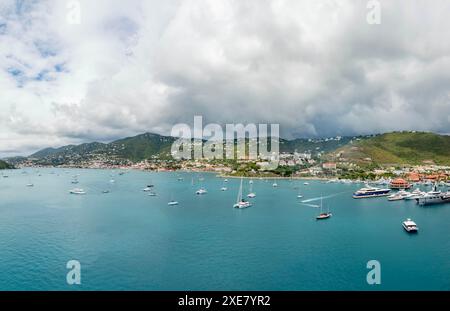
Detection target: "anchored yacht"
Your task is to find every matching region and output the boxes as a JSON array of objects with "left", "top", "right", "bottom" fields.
[
  {"left": 416, "top": 186, "right": 450, "bottom": 206},
  {"left": 353, "top": 185, "right": 391, "bottom": 199},
  {"left": 234, "top": 178, "right": 251, "bottom": 209}
]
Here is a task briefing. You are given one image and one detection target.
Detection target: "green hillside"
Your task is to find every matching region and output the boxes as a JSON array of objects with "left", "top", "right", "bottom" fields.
[
  {"left": 110, "top": 133, "right": 176, "bottom": 161},
  {"left": 0, "top": 160, "right": 13, "bottom": 169},
  {"left": 332, "top": 132, "right": 450, "bottom": 166}
]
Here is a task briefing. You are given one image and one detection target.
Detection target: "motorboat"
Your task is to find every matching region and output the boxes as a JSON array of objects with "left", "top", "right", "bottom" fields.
[
  {"left": 387, "top": 190, "right": 410, "bottom": 201},
  {"left": 404, "top": 188, "right": 425, "bottom": 200},
  {"left": 69, "top": 188, "right": 86, "bottom": 195}
]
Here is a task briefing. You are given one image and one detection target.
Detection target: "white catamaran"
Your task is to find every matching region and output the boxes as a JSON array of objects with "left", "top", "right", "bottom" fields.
[{"left": 234, "top": 178, "right": 251, "bottom": 209}]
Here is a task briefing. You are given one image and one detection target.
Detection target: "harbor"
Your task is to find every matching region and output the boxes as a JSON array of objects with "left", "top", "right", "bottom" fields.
[{"left": 0, "top": 168, "right": 449, "bottom": 290}]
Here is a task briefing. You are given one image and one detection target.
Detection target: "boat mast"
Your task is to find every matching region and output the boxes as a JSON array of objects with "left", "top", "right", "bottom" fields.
[{"left": 237, "top": 178, "right": 243, "bottom": 203}]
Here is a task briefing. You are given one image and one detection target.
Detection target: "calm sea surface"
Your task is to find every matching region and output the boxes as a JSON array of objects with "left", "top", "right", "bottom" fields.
[{"left": 0, "top": 168, "right": 449, "bottom": 290}]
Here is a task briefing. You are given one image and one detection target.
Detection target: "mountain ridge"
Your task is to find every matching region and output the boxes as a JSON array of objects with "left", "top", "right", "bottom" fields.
[{"left": 6, "top": 131, "right": 450, "bottom": 167}]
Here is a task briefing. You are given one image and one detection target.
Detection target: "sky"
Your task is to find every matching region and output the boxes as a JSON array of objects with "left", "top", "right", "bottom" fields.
[{"left": 1, "top": 0, "right": 450, "bottom": 156}]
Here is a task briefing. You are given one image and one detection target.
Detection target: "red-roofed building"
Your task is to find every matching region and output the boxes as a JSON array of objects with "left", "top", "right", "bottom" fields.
[{"left": 390, "top": 178, "right": 412, "bottom": 190}]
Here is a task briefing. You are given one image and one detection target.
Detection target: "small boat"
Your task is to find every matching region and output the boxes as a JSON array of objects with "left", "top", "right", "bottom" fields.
[
  {"left": 316, "top": 197, "right": 332, "bottom": 220},
  {"left": 69, "top": 188, "right": 86, "bottom": 195},
  {"left": 247, "top": 182, "right": 256, "bottom": 198},
  {"left": 148, "top": 192, "right": 157, "bottom": 197},
  {"left": 272, "top": 182, "right": 278, "bottom": 188},
  {"left": 304, "top": 182, "right": 309, "bottom": 185},
  {"left": 402, "top": 219, "right": 418, "bottom": 232},
  {"left": 196, "top": 188, "right": 208, "bottom": 195},
  {"left": 102, "top": 190, "right": 110, "bottom": 194},
  {"left": 143, "top": 187, "right": 153, "bottom": 192},
  {"left": 71, "top": 180, "right": 79, "bottom": 184},
  {"left": 178, "top": 177, "right": 184, "bottom": 181},
  {"left": 26, "top": 183, "right": 34, "bottom": 187},
  {"left": 110, "top": 179, "right": 115, "bottom": 183},
  {"left": 249, "top": 180, "right": 253, "bottom": 184},
  {"left": 168, "top": 200, "right": 179, "bottom": 206},
  {"left": 234, "top": 178, "right": 251, "bottom": 209},
  {"left": 224, "top": 179, "right": 228, "bottom": 183}
]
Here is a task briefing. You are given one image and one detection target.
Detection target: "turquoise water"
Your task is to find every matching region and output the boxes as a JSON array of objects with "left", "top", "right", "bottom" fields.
[{"left": 0, "top": 168, "right": 449, "bottom": 290}]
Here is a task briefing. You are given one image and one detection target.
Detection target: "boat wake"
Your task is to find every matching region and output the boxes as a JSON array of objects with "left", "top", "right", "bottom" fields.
[
  {"left": 299, "top": 203, "right": 320, "bottom": 208},
  {"left": 300, "top": 191, "right": 348, "bottom": 204}
]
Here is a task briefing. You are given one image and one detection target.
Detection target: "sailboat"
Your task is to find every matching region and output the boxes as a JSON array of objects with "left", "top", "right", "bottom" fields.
[
  {"left": 316, "top": 196, "right": 332, "bottom": 220},
  {"left": 247, "top": 181, "right": 256, "bottom": 198},
  {"left": 196, "top": 188, "right": 208, "bottom": 195},
  {"left": 196, "top": 178, "right": 207, "bottom": 195},
  {"left": 234, "top": 178, "right": 251, "bottom": 209}
]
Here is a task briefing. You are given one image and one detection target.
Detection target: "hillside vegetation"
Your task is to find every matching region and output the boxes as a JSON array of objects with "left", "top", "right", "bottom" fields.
[
  {"left": 0, "top": 160, "right": 13, "bottom": 169},
  {"left": 333, "top": 132, "right": 450, "bottom": 166}
]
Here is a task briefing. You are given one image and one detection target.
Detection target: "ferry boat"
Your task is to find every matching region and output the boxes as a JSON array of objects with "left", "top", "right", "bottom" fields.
[
  {"left": 353, "top": 185, "right": 391, "bottom": 199},
  {"left": 402, "top": 219, "right": 418, "bottom": 232}
]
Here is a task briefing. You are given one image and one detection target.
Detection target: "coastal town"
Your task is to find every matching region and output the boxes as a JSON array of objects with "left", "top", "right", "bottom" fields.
[{"left": 9, "top": 149, "right": 450, "bottom": 186}]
